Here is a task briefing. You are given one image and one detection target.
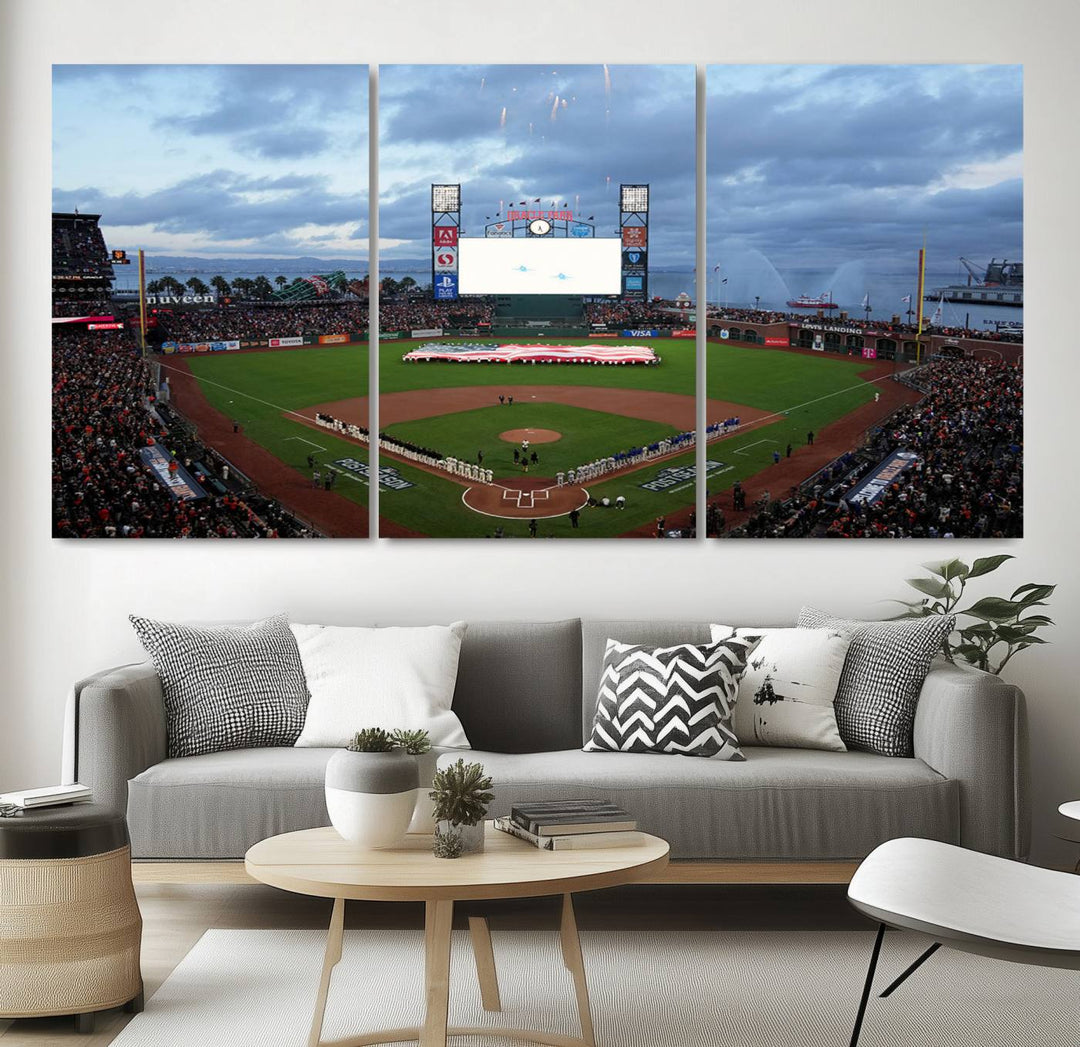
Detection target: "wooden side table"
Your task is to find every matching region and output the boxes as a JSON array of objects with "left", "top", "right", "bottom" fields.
[
  {"left": 246, "top": 823, "right": 669, "bottom": 1047},
  {"left": 0, "top": 804, "right": 143, "bottom": 1033}
]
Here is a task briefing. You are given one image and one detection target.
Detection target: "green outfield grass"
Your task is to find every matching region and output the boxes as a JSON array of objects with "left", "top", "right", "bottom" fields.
[
  {"left": 383, "top": 403, "right": 681, "bottom": 480},
  {"left": 184, "top": 343, "right": 370, "bottom": 510},
  {"left": 180, "top": 337, "right": 882, "bottom": 537}
]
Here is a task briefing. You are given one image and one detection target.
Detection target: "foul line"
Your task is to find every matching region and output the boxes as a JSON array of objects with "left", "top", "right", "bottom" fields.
[
  {"left": 159, "top": 361, "right": 318, "bottom": 425},
  {"left": 285, "top": 436, "right": 327, "bottom": 452}
]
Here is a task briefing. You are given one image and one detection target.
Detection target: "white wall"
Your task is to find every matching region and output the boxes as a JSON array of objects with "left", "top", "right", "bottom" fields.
[{"left": 2, "top": 0, "right": 1078, "bottom": 866}]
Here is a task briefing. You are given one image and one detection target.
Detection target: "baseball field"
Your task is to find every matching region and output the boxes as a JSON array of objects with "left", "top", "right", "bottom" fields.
[{"left": 166, "top": 335, "right": 891, "bottom": 539}]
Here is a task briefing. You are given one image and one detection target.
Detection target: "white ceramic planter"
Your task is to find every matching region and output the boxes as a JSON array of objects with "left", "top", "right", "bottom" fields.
[
  {"left": 325, "top": 750, "right": 419, "bottom": 849},
  {"left": 408, "top": 749, "right": 440, "bottom": 835}
]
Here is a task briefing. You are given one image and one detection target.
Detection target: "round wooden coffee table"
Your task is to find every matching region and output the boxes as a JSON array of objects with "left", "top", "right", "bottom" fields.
[{"left": 245, "top": 823, "right": 669, "bottom": 1047}]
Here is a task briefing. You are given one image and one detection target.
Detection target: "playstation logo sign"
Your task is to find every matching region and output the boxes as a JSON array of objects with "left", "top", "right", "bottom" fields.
[{"left": 433, "top": 273, "right": 459, "bottom": 300}]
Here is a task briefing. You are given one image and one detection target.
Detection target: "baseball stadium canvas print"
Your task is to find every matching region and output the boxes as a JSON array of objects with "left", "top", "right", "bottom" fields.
[
  {"left": 704, "top": 64, "right": 1022, "bottom": 539},
  {"left": 52, "top": 65, "right": 371, "bottom": 539},
  {"left": 376, "top": 65, "right": 697, "bottom": 539}
]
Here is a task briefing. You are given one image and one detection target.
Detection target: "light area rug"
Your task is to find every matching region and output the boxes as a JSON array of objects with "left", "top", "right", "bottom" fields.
[{"left": 112, "top": 928, "right": 1078, "bottom": 1046}]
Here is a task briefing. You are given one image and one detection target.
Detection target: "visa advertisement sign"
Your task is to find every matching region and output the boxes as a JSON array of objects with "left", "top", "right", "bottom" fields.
[{"left": 434, "top": 273, "right": 459, "bottom": 300}]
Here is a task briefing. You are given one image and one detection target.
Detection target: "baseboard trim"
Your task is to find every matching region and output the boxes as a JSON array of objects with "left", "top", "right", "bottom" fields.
[{"left": 131, "top": 860, "right": 859, "bottom": 887}]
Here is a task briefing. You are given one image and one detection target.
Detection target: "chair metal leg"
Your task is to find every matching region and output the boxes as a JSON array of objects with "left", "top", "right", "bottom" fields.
[
  {"left": 75, "top": 1011, "right": 96, "bottom": 1035},
  {"left": 849, "top": 923, "right": 886, "bottom": 1047},
  {"left": 879, "top": 942, "right": 941, "bottom": 998}
]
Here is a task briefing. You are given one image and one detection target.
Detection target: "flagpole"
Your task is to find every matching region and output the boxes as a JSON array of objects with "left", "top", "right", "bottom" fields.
[
  {"left": 137, "top": 248, "right": 147, "bottom": 360},
  {"left": 915, "top": 236, "right": 927, "bottom": 365}
]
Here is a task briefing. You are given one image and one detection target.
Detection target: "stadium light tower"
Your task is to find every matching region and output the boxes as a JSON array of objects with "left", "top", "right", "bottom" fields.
[
  {"left": 431, "top": 184, "right": 461, "bottom": 302},
  {"left": 619, "top": 184, "right": 649, "bottom": 302}
]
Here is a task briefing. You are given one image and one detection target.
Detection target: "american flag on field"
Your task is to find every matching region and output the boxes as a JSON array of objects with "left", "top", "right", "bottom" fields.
[{"left": 402, "top": 343, "right": 659, "bottom": 365}]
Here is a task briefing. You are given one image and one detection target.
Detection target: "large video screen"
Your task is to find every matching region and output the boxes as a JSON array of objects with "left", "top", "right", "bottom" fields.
[{"left": 457, "top": 237, "right": 622, "bottom": 295}]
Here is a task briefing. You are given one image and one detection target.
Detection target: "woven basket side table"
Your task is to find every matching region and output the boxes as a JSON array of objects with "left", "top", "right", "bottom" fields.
[{"left": 0, "top": 804, "right": 143, "bottom": 1034}]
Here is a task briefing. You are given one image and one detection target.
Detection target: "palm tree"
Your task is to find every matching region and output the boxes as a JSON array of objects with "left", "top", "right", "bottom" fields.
[
  {"left": 252, "top": 275, "right": 274, "bottom": 300},
  {"left": 145, "top": 279, "right": 163, "bottom": 294},
  {"left": 186, "top": 277, "right": 209, "bottom": 296},
  {"left": 274, "top": 275, "right": 287, "bottom": 289},
  {"left": 210, "top": 275, "right": 232, "bottom": 298},
  {"left": 159, "top": 276, "right": 185, "bottom": 295}
]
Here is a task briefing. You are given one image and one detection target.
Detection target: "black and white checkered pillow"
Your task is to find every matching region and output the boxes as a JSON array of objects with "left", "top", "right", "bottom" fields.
[
  {"left": 584, "top": 636, "right": 757, "bottom": 760},
  {"left": 798, "top": 607, "right": 955, "bottom": 757},
  {"left": 130, "top": 613, "right": 310, "bottom": 758}
]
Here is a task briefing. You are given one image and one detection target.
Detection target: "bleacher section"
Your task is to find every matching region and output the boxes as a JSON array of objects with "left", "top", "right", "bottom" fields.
[
  {"left": 52, "top": 212, "right": 114, "bottom": 315},
  {"left": 493, "top": 294, "right": 586, "bottom": 331}
]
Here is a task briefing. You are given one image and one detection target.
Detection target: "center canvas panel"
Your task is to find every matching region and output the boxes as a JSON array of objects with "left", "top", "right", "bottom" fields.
[{"left": 377, "top": 65, "right": 697, "bottom": 539}]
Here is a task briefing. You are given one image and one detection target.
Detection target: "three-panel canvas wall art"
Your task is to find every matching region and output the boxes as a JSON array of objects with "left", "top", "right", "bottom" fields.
[{"left": 52, "top": 64, "right": 1022, "bottom": 540}]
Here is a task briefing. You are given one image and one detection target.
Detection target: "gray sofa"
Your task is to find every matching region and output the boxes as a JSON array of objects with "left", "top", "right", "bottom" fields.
[{"left": 63, "top": 618, "right": 1030, "bottom": 864}]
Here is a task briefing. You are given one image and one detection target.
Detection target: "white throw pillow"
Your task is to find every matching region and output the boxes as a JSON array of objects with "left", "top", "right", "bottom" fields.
[
  {"left": 291, "top": 622, "right": 470, "bottom": 748},
  {"left": 709, "top": 625, "right": 849, "bottom": 752}
]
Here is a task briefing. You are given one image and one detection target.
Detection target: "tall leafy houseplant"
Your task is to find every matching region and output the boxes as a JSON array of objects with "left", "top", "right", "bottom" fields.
[{"left": 890, "top": 555, "right": 1055, "bottom": 675}]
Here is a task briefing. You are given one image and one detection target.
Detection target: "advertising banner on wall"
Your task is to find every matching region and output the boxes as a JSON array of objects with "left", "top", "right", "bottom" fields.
[
  {"left": 486, "top": 222, "right": 512, "bottom": 237},
  {"left": 844, "top": 450, "right": 920, "bottom": 505},
  {"left": 671, "top": 329, "right": 696, "bottom": 338},
  {"left": 410, "top": 328, "right": 444, "bottom": 338},
  {"left": 862, "top": 345, "right": 878, "bottom": 359},
  {"left": 765, "top": 336, "right": 790, "bottom": 346},
  {"left": 139, "top": 445, "right": 207, "bottom": 501},
  {"left": 433, "top": 274, "right": 458, "bottom": 300},
  {"left": 433, "top": 247, "right": 457, "bottom": 271},
  {"left": 622, "top": 328, "right": 659, "bottom": 337},
  {"left": 621, "top": 227, "right": 647, "bottom": 248},
  {"left": 269, "top": 336, "right": 304, "bottom": 348},
  {"left": 318, "top": 333, "right": 349, "bottom": 345}
]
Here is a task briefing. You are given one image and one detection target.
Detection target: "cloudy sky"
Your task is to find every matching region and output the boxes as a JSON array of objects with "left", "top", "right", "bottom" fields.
[
  {"left": 707, "top": 64, "right": 1023, "bottom": 275},
  {"left": 379, "top": 65, "right": 696, "bottom": 265},
  {"left": 52, "top": 65, "right": 368, "bottom": 258}
]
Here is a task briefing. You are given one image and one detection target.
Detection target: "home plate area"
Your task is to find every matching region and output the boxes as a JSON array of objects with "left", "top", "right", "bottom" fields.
[{"left": 463, "top": 478, "right": 590, "bottom": 519}]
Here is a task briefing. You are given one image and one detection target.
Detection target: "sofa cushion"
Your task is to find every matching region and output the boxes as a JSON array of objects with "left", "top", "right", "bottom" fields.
[
  {"left": 581, "top": 620, "right": 712, "bottom": 742},
  {"left": 462, "top": 747, "right": 958, "bottom": 861},
  {"left": 453, "top": 619, "right": 582, "bottom": 753},
  {"left": 127, "top": 747, "right": 336, "bottom": 859}
]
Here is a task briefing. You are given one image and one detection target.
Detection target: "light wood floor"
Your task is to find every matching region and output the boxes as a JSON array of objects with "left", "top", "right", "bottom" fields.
[{"left": 0, "top": 883, "right": 869, "bottom": 1045}]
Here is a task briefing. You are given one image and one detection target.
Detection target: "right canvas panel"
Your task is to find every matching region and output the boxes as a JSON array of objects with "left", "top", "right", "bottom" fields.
[{"left": 705, "top": 65, "right": 1022, "bottom": 539}]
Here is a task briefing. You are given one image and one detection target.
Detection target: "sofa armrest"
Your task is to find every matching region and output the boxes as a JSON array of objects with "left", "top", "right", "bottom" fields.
[
  {"left": 913, "top": 660, "right": 1029, "bottom": 859},
  {"left": 64, "top": 662, "right": 167, "bottom": 815}
]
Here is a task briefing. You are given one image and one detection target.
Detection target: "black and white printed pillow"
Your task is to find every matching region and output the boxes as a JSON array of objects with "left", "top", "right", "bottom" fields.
[
  {"left": 129, "top": 613, "right": 310, "bottom": 759},
  {"left": 584, "top": 636, "right": 757, "bottom": 760},
  {"left": 797, "top": 607, "right": 955, "bottom": 757}
]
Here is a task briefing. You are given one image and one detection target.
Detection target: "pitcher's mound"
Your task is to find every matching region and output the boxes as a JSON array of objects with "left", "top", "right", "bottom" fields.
[{"left": 500, "top": 428, "right": 562, "bottom": 444}]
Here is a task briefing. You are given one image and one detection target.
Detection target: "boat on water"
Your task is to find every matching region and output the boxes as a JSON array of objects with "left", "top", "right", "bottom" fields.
[
  {"left": 925, "top": 258, "right": 1023, "bottom": 307},
  {"left": 787, "top": 292, "right": 839, "bottom": 310}
]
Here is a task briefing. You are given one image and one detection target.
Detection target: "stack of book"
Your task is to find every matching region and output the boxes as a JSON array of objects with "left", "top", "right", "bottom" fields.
[
  {"left": 494, "top": 799, "right": 638, "bottom": 851},
  {"left": 0, "top": 783, "right": 92, "bottom": 811}
]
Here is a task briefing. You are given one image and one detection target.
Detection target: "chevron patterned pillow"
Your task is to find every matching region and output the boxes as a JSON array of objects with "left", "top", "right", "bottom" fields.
[{"left": 584, "top": 636, "right": 757, "bottom": 759}]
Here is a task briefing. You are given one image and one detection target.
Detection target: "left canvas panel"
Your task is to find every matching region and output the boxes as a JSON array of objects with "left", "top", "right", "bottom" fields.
[{"left": 52, "top": 65, "right": 371, "bottom": 538}]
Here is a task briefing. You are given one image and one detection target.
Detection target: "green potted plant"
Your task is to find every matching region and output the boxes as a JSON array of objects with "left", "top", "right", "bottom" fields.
[
  {"left": 889, "top": 555, "right": 1054, "bottom": 675},
  {"left": 324, "top": 728, "right": 431, "bottom": 849},
  {"left": 430, "top": 758, "right": 494, "bottom": 856}
]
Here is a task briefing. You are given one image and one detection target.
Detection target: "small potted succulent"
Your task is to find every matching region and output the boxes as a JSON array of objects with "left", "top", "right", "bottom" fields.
[
  {"left": 430, "top": 758, "right": 494, "bottom": 857},
  {"left": 324, "top": 728, "right": 431, "bottom": 849}
]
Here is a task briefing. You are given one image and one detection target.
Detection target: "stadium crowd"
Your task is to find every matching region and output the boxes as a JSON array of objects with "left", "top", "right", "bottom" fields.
[
  {"left": 158, "top": 301, "right": 369, "bottom": 342},
  {"left": 379, "top": 298, "right": 495, "bottom": 332},
  {"left": 585, "top": 301, "right": 687, "bottom": 328},
  {"left": 52, "top": 217, "right": 112, "bottom": 276},
  {"left": 722, "top": 354, "right": 1023, "bottom": 539},
  {"left": 705, "top": 304, "right": 1023, "bottom": 343},
  {"left": 52, "top": 326, "right": 316, "bottom": 538}
]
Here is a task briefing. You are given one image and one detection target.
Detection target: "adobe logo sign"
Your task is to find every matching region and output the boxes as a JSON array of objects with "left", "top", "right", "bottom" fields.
[
  {"left": 433, "top": 247, "right": 457, "bottom": 271},
  {"left": 433, "top": 226, "right": 458, "bottom": 247}
]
